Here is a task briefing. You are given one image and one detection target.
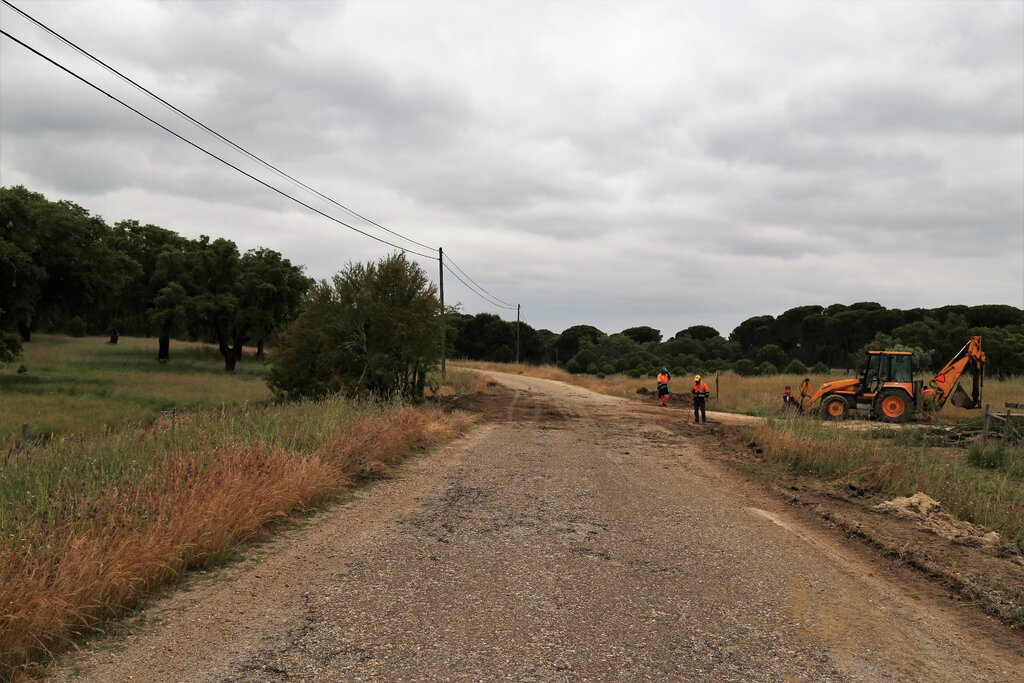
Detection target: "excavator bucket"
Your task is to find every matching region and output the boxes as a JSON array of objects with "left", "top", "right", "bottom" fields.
[{"left": 950, "top": 384, "right": 978, "bottom": 409}]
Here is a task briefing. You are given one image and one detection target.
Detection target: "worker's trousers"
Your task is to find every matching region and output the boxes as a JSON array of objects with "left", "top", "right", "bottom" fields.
[{"left": 693, "top": 397, "right": 706, "bottom": 423}]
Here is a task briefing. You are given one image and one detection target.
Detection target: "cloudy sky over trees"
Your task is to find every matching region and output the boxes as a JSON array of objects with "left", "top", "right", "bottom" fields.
[{"left": 1, "top": 0, "right": 1021, "bottom": 335}]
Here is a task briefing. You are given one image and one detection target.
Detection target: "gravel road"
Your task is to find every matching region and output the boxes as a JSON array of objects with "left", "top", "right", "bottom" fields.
[{"left": 51, "top": 372, "right": 1023, "bottom": 682}]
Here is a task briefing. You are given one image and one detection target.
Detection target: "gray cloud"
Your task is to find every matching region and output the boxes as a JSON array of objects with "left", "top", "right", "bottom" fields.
[{"left": 1, "top": 0, "right": 1020, "bottom": 337}]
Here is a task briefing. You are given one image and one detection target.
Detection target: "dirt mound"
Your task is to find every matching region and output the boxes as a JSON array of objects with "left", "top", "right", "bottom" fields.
[{"left": 874, "top": 493, "right": 1001, "bottom": 548}]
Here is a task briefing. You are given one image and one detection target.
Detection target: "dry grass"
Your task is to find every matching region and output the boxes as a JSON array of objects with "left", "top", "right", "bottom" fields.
[{"left": 0, "top": 393, "right": 476, "bottom": 679}]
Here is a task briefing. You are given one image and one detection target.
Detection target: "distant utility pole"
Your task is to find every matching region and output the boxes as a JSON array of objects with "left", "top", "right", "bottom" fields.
[
  {"left": 516, "top": 304, "right": 521, "bottom": 365},
  {"left": 439, "top": 247, "right": 446, "bottom": 383}
]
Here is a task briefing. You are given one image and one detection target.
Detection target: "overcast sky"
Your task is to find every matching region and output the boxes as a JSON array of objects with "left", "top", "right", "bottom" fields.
[{"left": 1, "top": 0, "right": 1021, "bottom": 336}]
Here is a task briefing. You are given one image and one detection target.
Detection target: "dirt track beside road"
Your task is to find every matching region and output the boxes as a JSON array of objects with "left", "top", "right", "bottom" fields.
[{"left": 51, "top": 372, "right": 1023, "bottom": 682}]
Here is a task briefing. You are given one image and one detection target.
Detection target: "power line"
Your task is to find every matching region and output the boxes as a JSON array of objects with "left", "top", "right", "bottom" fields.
[
  {"left": 442, "top": 262, "right": 517, "bottom": 310},
  {"left": 0, "top": 28, "right": 435, "bottom": 260},
  {"left": 442, "top": 252, "right": 515, "bottom": 308},
  {"left": 0, "top": 0, "right": 436, "bottom": 253},
  {"left": 1, "top": 9, "right": 521, "bottom": 314}
]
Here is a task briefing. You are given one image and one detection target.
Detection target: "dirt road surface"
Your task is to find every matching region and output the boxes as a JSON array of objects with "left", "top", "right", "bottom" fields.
[{"left": 51, "top": 372, "right": 1023, "bottom": 682}]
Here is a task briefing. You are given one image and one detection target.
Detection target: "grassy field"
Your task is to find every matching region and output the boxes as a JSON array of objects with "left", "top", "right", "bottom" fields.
[
  {"left": 0, "top": 336, "right": 487, "bottom": 679},
  {"left": 0, "top": 335, "right": 272, "bottom": 445}
]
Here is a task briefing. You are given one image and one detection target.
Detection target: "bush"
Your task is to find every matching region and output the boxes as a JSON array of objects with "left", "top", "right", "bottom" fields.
[
  {"left": 758, "top": 362, "right": 780, "bottom": 376},
  {"left": 754, "top": 344, "right": 787, "bottom": 368},
  {"left": 565, "top": 358, "right": 582, "bottom": 374},
  {"left": 967, "top": 444, "right": 1007, "bottom": 470},
  {"left": 600, "top": 362, "right": 615, "bottom": 375},
  {"left": 0, "top": 333, "right": 23, "bottom": 364},
  {"left": 614, "top": 357, "right": 630, "bottom": 373},
  {"left": 64, "top": 316, "right": 87, "bottom": 337},
  {"left": 733, "top": 359, "right": 758, "bottom": 376},
  {"left": 811, "top": 361, "right": 830, "bottom": 374},
  {"left": 627, "top": 368, "right": 642, "bottom": 378},
  {"left": 269, "top": 253, "right": 440, "bottom": 401},
  {"left": 784, "top": 359, "right": 808, "bottom": 374},
  {"left": 586, "top": 362, "right": 600, "bottom": 375}
]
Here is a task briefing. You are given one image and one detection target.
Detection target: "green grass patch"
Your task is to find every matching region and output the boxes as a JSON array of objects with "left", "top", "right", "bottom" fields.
[{"left": 0, "top": 335, "right": 272, "bottom": 444}]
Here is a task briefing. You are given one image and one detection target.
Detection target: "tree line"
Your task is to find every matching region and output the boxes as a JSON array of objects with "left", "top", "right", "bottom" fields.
[
  {"left": 0, "top": 185, "right": 310, "bottom": 370},
  {"left": 450, "top": 303, "right": 1024, "bottom": 379},
  {"left": 3, "top": 185, "right": 1021, "bottom": 394}
]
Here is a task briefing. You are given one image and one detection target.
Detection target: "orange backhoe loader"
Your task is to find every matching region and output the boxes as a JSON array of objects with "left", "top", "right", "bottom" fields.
[{"left": 787, "top": 336, "right": 986, "bottom": 423}]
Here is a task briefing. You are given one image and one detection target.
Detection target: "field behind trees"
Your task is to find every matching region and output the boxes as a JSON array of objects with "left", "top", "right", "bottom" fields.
[{"left": 0, "top": 335, "right": 271, "bottom": 444}]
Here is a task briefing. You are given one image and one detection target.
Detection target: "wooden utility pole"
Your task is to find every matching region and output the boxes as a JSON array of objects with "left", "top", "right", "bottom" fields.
[
  {"left": 516, "top": 304, "right": 521, "bottom": 364},
  {"left": 439, "top": 247, "right": 446, "bottom": 382}
]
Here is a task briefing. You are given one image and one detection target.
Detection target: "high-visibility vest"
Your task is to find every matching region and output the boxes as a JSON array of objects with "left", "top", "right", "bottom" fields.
[
  {"left": 692, "top": 381, "right": 709, "bottom": 394},
  {"left": 657, "top": 372, "right": 670, "bottom": 384}
]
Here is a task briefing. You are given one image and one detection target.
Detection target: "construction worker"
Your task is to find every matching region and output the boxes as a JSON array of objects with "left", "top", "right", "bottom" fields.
[
  {"left": 656, "top": 367, "right": 671, "bottom": 407},
  {"left": 692, "top": 374, "right": 710, "bottom": 424}
]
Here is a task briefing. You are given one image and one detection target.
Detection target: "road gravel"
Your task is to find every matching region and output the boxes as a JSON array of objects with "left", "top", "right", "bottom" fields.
[{"left": 50, "top": 372, "right": 1024, "bottom": 682}]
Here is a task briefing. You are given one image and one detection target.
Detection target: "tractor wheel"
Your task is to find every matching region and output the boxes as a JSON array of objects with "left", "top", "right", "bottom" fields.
[
  {"left": 821, "top": 395, "right": 849, "bottom": 421},
  {"left": 875, "top": 389, "right": 912, "bottom": 423}
]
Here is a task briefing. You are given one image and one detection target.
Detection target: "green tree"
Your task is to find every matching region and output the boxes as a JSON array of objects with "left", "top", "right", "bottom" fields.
[
  {"left": 554, "top": 325, "right": 605, "bottom": 365},
  {"left": 236, "top": 248, "right": 310, "bottom": 359},
  {"left": 754, "top": 344, "right": 788, "bottom": 369},
  {"left": 269, "top": 253, "right": 441, "bottom": 400},
  {"left": 675, "top": 325, "right": 719, "bottom": 341},
  {"left": 620, "top": 326, "right": 662, "bottom": 344},
  {"left": 733, "top": 359, "right": 758, "bottom": 376}
]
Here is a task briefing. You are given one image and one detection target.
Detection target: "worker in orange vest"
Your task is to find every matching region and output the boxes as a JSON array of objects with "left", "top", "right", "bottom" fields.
[
  {"left": 692, "top": 374, "right": 710, "bottom": 424},
  {"left": 656, "top": 367, "right": 671, "bottom": 407}
]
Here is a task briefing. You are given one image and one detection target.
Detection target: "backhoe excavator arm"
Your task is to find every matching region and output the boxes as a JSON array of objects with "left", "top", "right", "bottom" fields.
[{"left": 929, "top": 336, "right": 985, "bottom": 409}]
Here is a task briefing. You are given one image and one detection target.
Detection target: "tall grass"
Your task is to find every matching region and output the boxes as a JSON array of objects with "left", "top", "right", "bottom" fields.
[
  {"left": 0, "top": 393, "right": 476, "bottom": 678},
  {"left": 0, "top": 335, "right": 271, "bottom": 444}
]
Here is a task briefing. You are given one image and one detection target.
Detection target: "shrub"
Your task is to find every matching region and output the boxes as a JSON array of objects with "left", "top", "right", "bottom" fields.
[
  {"left": 754, "top": 344, "right": 787, "bottom": 368},
  {"left": 269, "top": 253, "right": 440, "bottom": 401},
  {"left": 0, "top": 333, "right": 22, "bottom": 364},
  {"left": 811, "top": 361, "right": 830, "bottom": 374},
  {"left": 601, "top": 362, "right": 616, "bottom": 375},
  {"left": 967, "top": 444, "right": 1007, "bottom": 470},
  {"left": 784, "top": 359, "right": 808, "bottom": 374},
  {"left": 586, "top": 362, "right": 600, "bottom": 375},
  {"left": 734, "top": 359, "right": 758, "bottom": 376},
  {"left": 64, "top": 316, "right": 87, "bottom": 337},
  {"left": 565, "top": 358, "right": 582, "bottom": 374},
  {"left": 627, "top": 368, "right": 642, "bottom": 378},
  {"left": 758, "top": 362, "right": 780, "bottom": 376}
]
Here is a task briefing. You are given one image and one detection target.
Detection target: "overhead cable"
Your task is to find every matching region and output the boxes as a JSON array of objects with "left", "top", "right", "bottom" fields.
[
  {"left": 443, "top": 252, "right": 515, "bottom": 308},
  {"left": 0, "top": 29, "right": 434, "bottom": 259},
  {"left": 442, "top": 262, "right": 517, "bottom": 310},
  {"left": 0, "top": 0, "right": 436, "bottom": 252}
]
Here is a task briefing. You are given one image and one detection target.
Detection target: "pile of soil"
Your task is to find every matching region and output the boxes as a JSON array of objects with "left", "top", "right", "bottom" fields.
[{"left": 874, "top": 493, "right": 1003, "bottom": 548}]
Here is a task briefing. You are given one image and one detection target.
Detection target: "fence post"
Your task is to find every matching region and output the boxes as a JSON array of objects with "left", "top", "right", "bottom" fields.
[{"left": 982, "top": 403, "right": 991, "bottom": 446}]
